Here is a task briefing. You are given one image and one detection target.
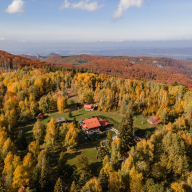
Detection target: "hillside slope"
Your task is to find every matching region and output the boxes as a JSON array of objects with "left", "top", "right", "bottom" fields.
[{"left": 2, "top": 50, "right": 192, "bottom": 87}]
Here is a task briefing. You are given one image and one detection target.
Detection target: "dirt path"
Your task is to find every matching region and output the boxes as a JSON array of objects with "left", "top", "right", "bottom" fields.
[{"left": 67, "top": 88, "right": 77, "bottom": 100}]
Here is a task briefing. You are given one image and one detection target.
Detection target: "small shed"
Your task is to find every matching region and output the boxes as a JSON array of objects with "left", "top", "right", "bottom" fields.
[
  {"left": 84, "top": 104, "right": 95, "bottom": 111},
  {"left": 54, "top": 117, "right": 65, "bottom": 124},
  {"left": 38, "top": 113, "right": 44, "bottom": 119},
  {"left": 148, "top": 116, "right": 161, "bottom": 126},
  {"left": 123, "top": 151, "right": 129, "bottom": 159}
]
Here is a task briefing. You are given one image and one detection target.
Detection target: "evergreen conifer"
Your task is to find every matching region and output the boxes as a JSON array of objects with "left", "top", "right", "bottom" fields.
[
  {"left": 68, "top": 109, "right": 72, "bottom": 118},
  {"left": 106, "top": 131, "right": 112, "bottom": 151},
  {"left": 118, "top": 109, "right": 135, "bottom": 152}
]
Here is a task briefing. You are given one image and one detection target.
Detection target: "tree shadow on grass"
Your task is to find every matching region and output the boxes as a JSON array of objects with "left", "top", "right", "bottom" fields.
[
  {"left": 91, "top": 161, "right": 102, "bottom": 177},
  {"left": 65, "top": 151, "right": 82, "bottom": 161},
  {"left": 19, "top": 119, "right": 37, "bottom": 142},
  {"left": 74, "top": 113, "right": 83, "bottom": 117},
  {"left": 134, "top": 127, "right": 155, "bottom": 139}
]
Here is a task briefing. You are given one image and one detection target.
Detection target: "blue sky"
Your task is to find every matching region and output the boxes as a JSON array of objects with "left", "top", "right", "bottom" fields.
[{"left": 0, "top": 0, "right": 192, "bottom": 54}]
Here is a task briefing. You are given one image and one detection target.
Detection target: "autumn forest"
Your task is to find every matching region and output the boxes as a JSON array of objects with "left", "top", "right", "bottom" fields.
[{"left": 0, "top": 50, "right": 192, "bottom": 192}]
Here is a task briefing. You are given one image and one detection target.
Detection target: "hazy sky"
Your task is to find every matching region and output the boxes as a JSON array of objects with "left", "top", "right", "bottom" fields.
[{"left": 1, "top": 0, "right": 192, "bottom": 53}]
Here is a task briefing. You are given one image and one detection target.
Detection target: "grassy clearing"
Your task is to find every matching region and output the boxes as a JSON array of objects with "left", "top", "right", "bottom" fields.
[
  {"left": 21, "top": 107, "right": 123, "bottom": 134},
  {"left": 20, "top": 103, "right": 157, "bottom": 177},
  {"left": 66, "top": 131, "right": 109, "bottom": 176},
  {"left": 133, "top": 115, "right": 150, "bottom": 130},
  {"left": 20, "top": 108, "right": 122, "bottom": 174}
]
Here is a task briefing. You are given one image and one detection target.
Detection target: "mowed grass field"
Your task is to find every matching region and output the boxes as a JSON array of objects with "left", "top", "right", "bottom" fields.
[
  {"left": 20, "top": 102, "right": 154, "bottom": 176},
  {"left": 21, "top": 106, "right": 124, "bottom": 141}
]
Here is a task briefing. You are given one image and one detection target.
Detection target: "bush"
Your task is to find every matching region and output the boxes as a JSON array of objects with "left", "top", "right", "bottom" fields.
[{"left": 68, "top": 109, "right": 72, "bottom": 118}]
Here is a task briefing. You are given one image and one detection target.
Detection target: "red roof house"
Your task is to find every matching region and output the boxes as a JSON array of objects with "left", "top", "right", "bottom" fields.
[
  {"left": 81, "top": 117, "right": 101, "bottom": 134},
  {"left": 38, "top": 113, "right": 44, "bottom": 119},
  {"left": 84, "top": 104, "right": 95, "bottom": 111},
  {"left": 148, "top": 116, "right": 161, "bottom": 125}
]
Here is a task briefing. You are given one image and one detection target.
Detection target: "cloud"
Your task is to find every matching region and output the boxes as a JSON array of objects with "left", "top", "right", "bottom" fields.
[
  {"left": 60, "top": 0, "right": 104, "bottom": 11},
  {"left": 5, "top": 0, "right": 25, "bottom": 14},
  {"left": 0, "top": 38, "right": 7, "bottom": 41},
  {"left": 113, "top": 0, "right": 143, "bottom": 19}
]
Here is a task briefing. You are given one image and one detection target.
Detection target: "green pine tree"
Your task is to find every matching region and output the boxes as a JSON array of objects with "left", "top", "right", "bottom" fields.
[
  {"left": 98, "top": 141, "right": 109, "bottom": 160},
  {"left": 73, "top": 117, "right": 77, "bottom": 127},
  {"left": 77, "top": 123, "right": 81, "bottom": 130},
  {"left": 99, "top": 169, "right": 108, "bottom": 191},
  {"left": 32, "top": 166, "right": 41, "bottom": 191},
  {"left": 106, "top": 130, "right": 112, "bottom": 151},
  {"left": 40, "top": 169, "right": 50, "bottom": 192},
  {"left": 78, "top": 171, "right": 90, "bottom": 189},
  {"left": 68, "top": 109, "right": 72, "bottom": 118},
  {"left": 17, "top": 130, "right": 27, "bottom": 150},
  {"left": 118, "top": 109, "right": 135, "bottom": 152}
]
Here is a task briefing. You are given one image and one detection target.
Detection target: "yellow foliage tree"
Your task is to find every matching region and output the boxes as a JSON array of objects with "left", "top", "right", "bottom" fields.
[
  {"left": 3, "top": 151, "right": 14, "bottom": 176},
  {"left": 81, "top": 177, "right": 102, "bottom": 192},
  {"left": 3, "top": 152, "right": 21, "bottom": 189},
  {"left": 171, "top": 182, "right": 186, "bottom": 192},
  {"left": 108, "top": 172, "right": 121, "bottom": 192},
  {"left": 44, "top": 118, "right": 58, "bottom": 149},
  {"left": 57, "top": 96, "right": 67, "bottom": 113},
  {"left": 5, "top": 108, "right": 18, "bottom": 132},
  {"left": 102, "top": 162, "right": 114, "bottom": 178},
  {"left": 129, "top": 166, "right": 143, "bottom": 192},
  {"left": 34, "top": 77, "right": 44, "bottom": 95},
  {"left": 32, "top": 120, "right": 45, "bottom": 143},
  {"left": 12, "top": 165, "right": 29, "bottom": 189},
  {"left": 37, "top": 150, "right": 48, "bottom": 170},
  {"left": 64, "top": 123, "right": 78, "bottom": 151},
  {"left": 111, "top": 138, "right": 121, "bottom": 164},
  {"left": 0, "top": 114, "right": 8, "bottom": 130},
  {"left": 187, "top": 172, "right": 192, "bottom": 190},
  {"left": 28, "top": 141, "right": 40, "bottom": 158},
  {"left": 59, "top": 123, "right": 70, "bottom": 146},
  {"left": 0, "top": 129, "right": 7, "bottom": 149},
  {"left": 23, "top": 153, "right": 34, "bottom": 169},
  {"left": 2, "top": 138, "right": 14, "bottom": 158}
]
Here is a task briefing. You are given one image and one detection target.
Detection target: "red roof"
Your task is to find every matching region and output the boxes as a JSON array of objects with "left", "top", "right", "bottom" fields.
[
  {"left": 123, "top": 152, "right": 129, "bottom": 158},
  {"left": 148, "top": 116, "right": 161, "bottom": 125},
  {"left": 99, "top": 119, "right": 112, "bottom": 127},
  {"left": 38, "top": 113, "right": 44, "bottom": 119},
  {"left": 84, "top": 105, "right": 94, "bottom": 109},
  {"left": 82, "top": 118, "right": 101, "bottom": 130}
]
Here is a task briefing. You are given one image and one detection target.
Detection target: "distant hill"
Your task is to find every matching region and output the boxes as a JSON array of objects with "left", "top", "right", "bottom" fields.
[
  {"left": 47, "top": 53, "right": 60, "bottom": 57},
  {"left": 1, "top": 51, "right": 48, "bottom": 69},
  {"left": 2, "top": 50, "right": 192, "bottom": 87},
  {"left": 43, "top": 54, "right": 192, "bottom": 77},
  {"left": 18, "top": 52, "right": 60, "bottom": 60},
  {"left": 42, "top": 54, "right": 108, "bottom": 65}
]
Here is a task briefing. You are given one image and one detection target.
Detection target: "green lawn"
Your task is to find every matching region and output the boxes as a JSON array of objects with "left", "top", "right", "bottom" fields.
[
  {"left": 21, "top": 109, "right": 153, "bottom": 151},
  {"left": 20, "top": 106, "right": 156, "bottom": 177},
  {"left": 20, "top": 108, "right": 123, "bottom": 173},
  {"left": 23, "top": 107, "right": 123, "bottom": 130},
  {"left": 133, "top": 115, "right": 150, "bottom": 130}
]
